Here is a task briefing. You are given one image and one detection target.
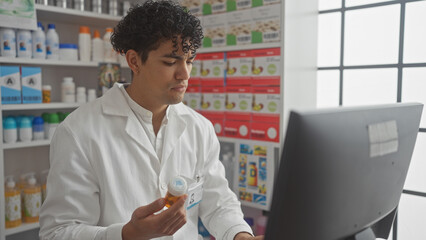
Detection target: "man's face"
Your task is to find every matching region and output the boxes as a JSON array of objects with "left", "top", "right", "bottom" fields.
[{"left": 138, "top": 39, "right": 195, "bottom": 106}]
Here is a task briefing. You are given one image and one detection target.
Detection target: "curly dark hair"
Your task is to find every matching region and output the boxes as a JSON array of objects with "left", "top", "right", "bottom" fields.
[{"left": 111, "top": 0, "right": 203, "bottom": 63}]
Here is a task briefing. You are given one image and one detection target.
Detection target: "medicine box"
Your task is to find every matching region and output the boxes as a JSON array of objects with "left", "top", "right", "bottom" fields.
[
  {"left": 0, "top": 65, "right": 21, "bottom": 104},
  {"left": 224, "top": 119, "right": 250, "bottom": 139},
  {"left": 21, "top": 66, "right": 42, "bottom": 104},
  {"left": 203, "top": 0, "right": 226, "bottom": 15},
  {"left": 198, "top": 52, "right": 225, "bottom": 86},
  {"left": 226, "top": 10, "right": 252, "bottom": 46},
  {"left": 189, "top": 59, "right": 201, "bottom": 86},
  {"left": 202, "top": 14, "right": 227, "bottom": 48},
  {"left": 201, "top": 86, "right": 226, "bottom": 112},
  {"left": 251, "top": 5, "right": 281, "bottom": 44},
  {"left": 180, "top": 0, "right": 202, "bottom": 16},
  {"left": 251, "top": 48, "right": 281, "bottom": 86},
  {"left": 225, "top": 85, "right": 252, "bottom": 114},
  {"left": 225, "top": 50, "right": 253, "bottom": 85},
  {"left": 183, "top": 85, "right": 202, "bottom": 111},
  {"left": 226, "top": 0, "right": 252, "bottom": 12},
  {"left": 252, "top": 86, "right": 280, "bottom": 117},
  {"left": 250, "top": 120, "right": 279, "bottom": 142},
  {"left": 203, "top": 112, "right": 225, "bottom": 136}
]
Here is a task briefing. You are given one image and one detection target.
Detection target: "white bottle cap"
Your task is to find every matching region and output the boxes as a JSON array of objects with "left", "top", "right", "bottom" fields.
[
  {"left": 27, "top": 176, "right": 37, "bottom": 186},
  {"left": 63, "top": 77, "right": 73, "bottom": 82},
  {"left": 76, "top": 86, "right": 86, "bottom": 92},
  {"left": 5, "top": 176, "right": 16, "bottom": 188},
  {"left": 42, "top": 85, "right": 52, "bottom": 91},
  {"left": 168, "top": 176, "right": 187, "bottom": 197}
]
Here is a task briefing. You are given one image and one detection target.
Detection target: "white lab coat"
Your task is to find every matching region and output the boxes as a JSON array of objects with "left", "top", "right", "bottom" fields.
[{"left": 39, "top": 83, "right": 252, "bottom": 240}]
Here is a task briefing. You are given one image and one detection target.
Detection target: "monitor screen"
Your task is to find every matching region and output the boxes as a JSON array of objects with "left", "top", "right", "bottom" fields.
[{"left": 265, "top": 103, "right": 423, "bottom": 240}]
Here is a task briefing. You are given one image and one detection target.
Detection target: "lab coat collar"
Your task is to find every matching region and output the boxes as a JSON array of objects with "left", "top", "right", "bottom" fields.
[{"left": 101, "top": 83, "right": 190, "bottom": 164}]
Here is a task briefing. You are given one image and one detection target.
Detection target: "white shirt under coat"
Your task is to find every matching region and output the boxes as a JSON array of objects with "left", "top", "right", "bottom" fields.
[{"left": 39, "top": 83, "right": 252, "bottom": 240}]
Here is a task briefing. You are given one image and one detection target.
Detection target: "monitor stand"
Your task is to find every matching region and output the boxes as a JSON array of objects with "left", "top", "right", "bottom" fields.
[{"left": 347, "top": 228, "right": 376, "bottom": 240}]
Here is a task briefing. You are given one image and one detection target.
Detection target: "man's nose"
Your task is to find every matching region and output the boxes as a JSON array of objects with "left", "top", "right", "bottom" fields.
[{"left": 176, "top": 62, "right": 191, "bottom": 80}]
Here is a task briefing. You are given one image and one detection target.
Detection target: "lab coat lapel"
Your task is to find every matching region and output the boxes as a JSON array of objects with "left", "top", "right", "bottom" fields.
[
  {"left": 101, "top": 84, "right": 158, "bottom": 160},
  {"left": 125, "top": 113, "right": 158, "bottom": 160},
  {"left": 161, "top": 106, "right": 187, "bottom": 167}
]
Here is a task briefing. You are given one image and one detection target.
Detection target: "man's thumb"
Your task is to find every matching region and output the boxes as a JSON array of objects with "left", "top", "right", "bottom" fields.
[{"left": 134, "top": 198, "right": 166, "bottom": 219}]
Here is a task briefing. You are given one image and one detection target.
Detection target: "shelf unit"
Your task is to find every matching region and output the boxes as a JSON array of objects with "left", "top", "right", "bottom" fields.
[
  {"left": 5, "top": 223, "right": 40, "bottom": 237},
  {"left": 1, "top": 1, "right": 318, "bottom": 239},
  {"left": 0, "top": 57, "right": 129, "bottom": 68},
  {"left": 35, "top": 4, "right": 122, "bottom": 27},
  {"left": 0, "top": 4, "right": 127, "bottom": 240}
]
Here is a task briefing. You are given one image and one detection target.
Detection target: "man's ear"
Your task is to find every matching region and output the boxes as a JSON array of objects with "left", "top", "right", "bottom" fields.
[{"left": 126, "top": 50, "right": 141, "bottom": 74}]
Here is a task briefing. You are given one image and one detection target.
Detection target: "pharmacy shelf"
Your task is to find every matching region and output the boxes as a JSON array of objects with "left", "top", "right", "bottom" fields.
[
  {"left": 35, "top": 4, "right": 122, "bottom": 26},
  {"left": 0, "top": 57, "right": 129, "bottom": 68},
  {"left": 3, "top": 140, "right": 50, "bottom": 150},
  {"left": 5, "top": 222, "right": 40, "bottom": 236},
  {"left": 198, "top": 42, "right": 281, "bottom": 53},
  {"left": 2, "top": 102, "right": 80, "bottom": 111}
]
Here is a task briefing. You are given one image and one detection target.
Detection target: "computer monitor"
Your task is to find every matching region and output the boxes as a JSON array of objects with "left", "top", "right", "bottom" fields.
[{"left": 265, "top": 103, "right": 423, "bottom": 240}]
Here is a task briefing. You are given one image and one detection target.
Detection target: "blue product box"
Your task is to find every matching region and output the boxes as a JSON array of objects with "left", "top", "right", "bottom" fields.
[
  {"left": 0, "top": 66, "right": 21, "bottom": 104},
  {"left": 21, "top": 66, "right": 42, "bottom": 103}
]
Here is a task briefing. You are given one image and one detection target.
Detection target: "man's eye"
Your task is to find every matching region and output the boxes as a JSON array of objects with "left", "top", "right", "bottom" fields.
[
  {"left": 187, "top": 61, "right": 194, "bottom": 65},
  {"left": 164, "top": 62, "right": 175, "bottom": 66}
]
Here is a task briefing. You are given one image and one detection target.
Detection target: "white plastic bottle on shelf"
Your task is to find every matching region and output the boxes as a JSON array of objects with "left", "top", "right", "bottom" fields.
[
  {"left": 4, "top": 175, "right": 21, "bottom": 229},
  {"left": 48, "top": 113, "right": 60, "bottom": 139},
  {"left": 32, "top": 116, "right": 45, "bottom": 140},
  {"left": 3, "top": 117, "right": 18, "bottom": 143},
  {"left": 0, "top": 28, "right": 17, "bottom": 58},
  {"left": 76, "top": 86, "right": 87, "bottom": 103},
  {"left": 103, "top": 28, "right": 117, "bottom": 62},
  {"left": 61, "top": 77, "right": 76, "bottom": 103},
  {"left": 92, "top": 30, "right": 103, "bottom": 62},
  {"left": 79, "top": 26, "right": 91, "bottom": 62},
  {"left": 118, "top": 53, "right": 127, "bottom": 66},
  {"left": 16, "top": 29, "right": 32, "bottom": 58},
  {"left": 87, "top": 88, "right": 97, "bottom": 102},
  {"left": 32, "top": 22, "right": 46, "bottom": 59},
  {"left": 46, "top": 24, "right": 60, "bottom": 60},
  {"left": 22, "top": 173, "right": 41, "bottom": 223},
  {"left": 19, "top": 116, "right": 32, "bottom": 142}
]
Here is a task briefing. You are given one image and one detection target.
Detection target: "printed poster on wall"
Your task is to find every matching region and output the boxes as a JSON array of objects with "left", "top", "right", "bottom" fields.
[
  {"left": 234, "top": 139, "right": 277, "bottom": 210},
  {"left": 0, "top": 0, "right": 37, "bottom": 30}
]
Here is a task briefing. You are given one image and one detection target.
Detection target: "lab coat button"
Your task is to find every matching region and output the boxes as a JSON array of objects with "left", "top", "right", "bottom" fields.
[{"left": 161, "top": 183, "right": 167, "bottom": 190}]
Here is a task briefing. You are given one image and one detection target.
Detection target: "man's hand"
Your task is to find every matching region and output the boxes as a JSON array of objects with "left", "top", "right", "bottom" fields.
[
  {"left": 122, "top": 195, "right": 188, "bottom": 240},
  {"left": 234, "top": 232, "right": 264, "bottom": 240}
]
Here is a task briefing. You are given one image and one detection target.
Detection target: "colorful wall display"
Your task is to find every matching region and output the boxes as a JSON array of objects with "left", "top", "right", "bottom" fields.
[{"left": 234, "top": 140, "right": 277, "bottom": 210}]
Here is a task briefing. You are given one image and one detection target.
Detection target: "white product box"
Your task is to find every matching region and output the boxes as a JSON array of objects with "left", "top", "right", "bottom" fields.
[
  {"left": 202, "top": 14, "right": 227, "bottom": 48},
  {"left": 201, "top": 86, "right": 226, "bottom": 112},
  {"left": 226, "top": 9, "right": 252, "bottom": 46},
  {"left": 183, "top": 85, "right": 201, "bottom": 110},
  {"left": 21, "top": 66, "right": 42, "bottom": 103},
  {"left": 0, "top": 66, "right": 21, "bottom": 104},
  {"left": 225, "top": 85, "right": 252, "bottom": 113},
  {"left": 251, "top": 48, "right": 281, "bottom": 86},
  {"left": 226, "top": 0, "right": 252, "bottom": 11},
  {"left": 263, "top": 0, "right": 281, "bottom": 5},
  {"left": 251, "top": 5, "right": 281, "bottom": 43},
  {"left": 226, "top": 50, "right": 253, "bottom": 86},
  {"left": 190, "top": 59, "right": 201, "bottom": 86},
  {"left": 198, "top": 52, "right": 226, "bottom": 86},
  {"left": 252, "top": 86, "right": 280, "bottom": 115}
]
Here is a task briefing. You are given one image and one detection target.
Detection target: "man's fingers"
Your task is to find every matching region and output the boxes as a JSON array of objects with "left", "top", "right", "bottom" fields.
[
  {"left": 162, "top": 214, "right": 187, "bottom": 235},
  {"left": 133, "top": 198, "right": 166, "bottom": 219}
]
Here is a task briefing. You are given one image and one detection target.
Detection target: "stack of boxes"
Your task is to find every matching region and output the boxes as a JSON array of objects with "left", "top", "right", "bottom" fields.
[
  {"left": 0, "top": 66, "right": 42, "bottom": 105},
  {"left": 184, "top": 47, "right": 280, "bottom": 143},
  {"left": 198, "top": 52, "right": 226, "bottom": 136}
]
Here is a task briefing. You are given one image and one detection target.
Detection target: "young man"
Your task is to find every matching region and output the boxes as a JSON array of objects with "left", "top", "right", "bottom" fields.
[{"left": 39, "top": 1, "right": 263, "bottom": 239}]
